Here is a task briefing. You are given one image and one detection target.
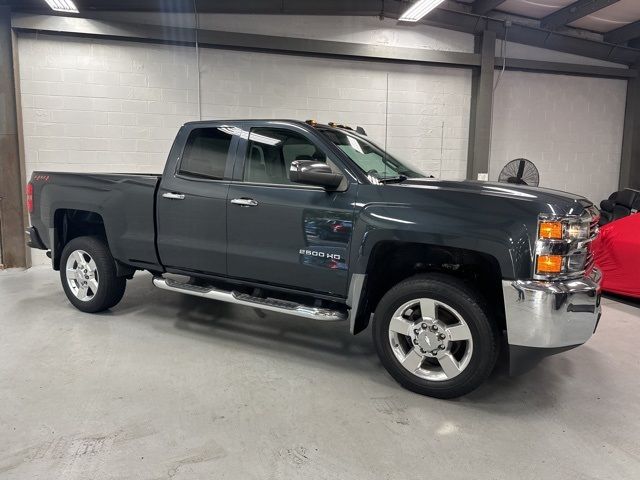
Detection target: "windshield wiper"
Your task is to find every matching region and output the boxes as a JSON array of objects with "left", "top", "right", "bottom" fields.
[{"left": 379, "top": 175, "right": 408, "bottom": 184}]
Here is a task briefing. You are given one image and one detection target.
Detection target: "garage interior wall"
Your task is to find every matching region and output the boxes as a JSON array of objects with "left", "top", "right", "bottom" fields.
[
  {"left": 12, "top": 14, "right": 632, "bottom": 265},
  {"left": 489, "top": 71, "right": 627, "bottom": 202},
  {"left": 17, "top": 24, "right": 474, "bottom": 175}
]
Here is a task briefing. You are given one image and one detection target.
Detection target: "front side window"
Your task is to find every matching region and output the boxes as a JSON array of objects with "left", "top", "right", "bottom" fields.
[
  {"left": 244, "top": 128, "right": 328, "bottom": 185},
  {"left": 179, "top": 127, "right": 233, "bottom": 180},
  {"left": 319, "top": 128, "right": 423, "bottom": 181}
]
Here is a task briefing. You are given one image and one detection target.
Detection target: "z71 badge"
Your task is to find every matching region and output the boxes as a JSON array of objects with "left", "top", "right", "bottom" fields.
[{"left": 299, "top": 249, "right": 342, "bottom": 260}]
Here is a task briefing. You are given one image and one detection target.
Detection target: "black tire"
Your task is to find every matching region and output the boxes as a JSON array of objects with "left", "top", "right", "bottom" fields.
[
  {"left": 59, "top": 236, "right": 126, "bottom": 313},
  {"left": 372, "top": 273, "right": 499, "bottom": 399}
]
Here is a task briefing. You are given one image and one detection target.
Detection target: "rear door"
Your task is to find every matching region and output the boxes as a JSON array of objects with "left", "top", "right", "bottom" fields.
[
  {"left": 156, "top": 123, "right": 240, "bottom": 274},
  {"left": 226, "top": 122, "right": 357, "bottom": 296}
]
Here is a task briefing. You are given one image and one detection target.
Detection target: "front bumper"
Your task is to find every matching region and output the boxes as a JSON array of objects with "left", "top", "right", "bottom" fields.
[{"left": 502, "top": 268, "right": 602, "bottom": 374}]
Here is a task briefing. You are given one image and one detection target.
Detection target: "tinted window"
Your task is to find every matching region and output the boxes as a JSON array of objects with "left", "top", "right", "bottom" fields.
[
  {"left": 179, "top": 128, "right": 233, "bottom": 180},
  {"left": 244, "top": 128, "right": 327, "bottom": 185},
  {"left": 319, "top": 128, "right": 423, "bottom": 180}
]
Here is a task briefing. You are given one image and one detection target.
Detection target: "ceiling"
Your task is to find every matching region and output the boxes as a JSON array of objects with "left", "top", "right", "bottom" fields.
[
  {"left": 494, "top": 0, "right": 640, "bottom": 36},
  {"left": 569, "top": 0, "right": 640, "bottom": 32},
  {"left": 3, "top": 0, "right": 640, "bottom": 64},
  {"left": 497, "top": 0, "right": 576, "bottom": 19}
]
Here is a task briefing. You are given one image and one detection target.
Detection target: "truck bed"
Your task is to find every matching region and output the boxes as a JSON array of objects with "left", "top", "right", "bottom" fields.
[{"left": 29, "top": 171, "right": 162, "bottom": 271}]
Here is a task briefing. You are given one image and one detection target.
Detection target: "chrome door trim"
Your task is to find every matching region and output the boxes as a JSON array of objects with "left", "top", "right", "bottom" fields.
[
  {"left": 162, "top": 192, "right": 186, "bottom": 200},
  {"left": 230, "top": 198, "right": 258, "bottom": 207}
]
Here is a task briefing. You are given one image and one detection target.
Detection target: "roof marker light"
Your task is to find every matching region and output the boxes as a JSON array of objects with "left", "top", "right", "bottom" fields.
[{"left": 399, "top": 0, "right": 446, "bottom": 22}]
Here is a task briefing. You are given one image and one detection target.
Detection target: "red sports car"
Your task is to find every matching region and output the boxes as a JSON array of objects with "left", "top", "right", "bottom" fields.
[{"left": 592, "top": 213, "right": 640, "bottom": 298}]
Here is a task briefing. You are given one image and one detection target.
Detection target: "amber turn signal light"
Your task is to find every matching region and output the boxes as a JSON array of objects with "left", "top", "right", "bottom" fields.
[
  {"left": 537, "top": 255, "right": 563, "bottom": 274},
  {"left": 539, "top": 221, "right": 563, "bottom": 239}
]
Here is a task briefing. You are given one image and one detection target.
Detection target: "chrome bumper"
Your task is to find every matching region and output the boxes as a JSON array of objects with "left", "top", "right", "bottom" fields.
[{"left": 502, "top": 268, "right": 602, "bottom": 349}]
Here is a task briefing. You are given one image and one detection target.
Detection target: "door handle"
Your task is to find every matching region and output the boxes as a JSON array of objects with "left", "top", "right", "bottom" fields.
[
  {"left": 162, "top": 192, "right": 185, "bottom": 200},
  {"left": 230, "top": 198, "right": 258, "bottom": 207}
]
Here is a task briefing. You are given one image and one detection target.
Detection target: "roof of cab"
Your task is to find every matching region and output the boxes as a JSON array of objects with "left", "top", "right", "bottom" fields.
[
  {"left": 180, "top": 119, "right": 366, "bottom": 136},
  {"left": 182, "top": 119, "right": 309, "bottom": 127}
]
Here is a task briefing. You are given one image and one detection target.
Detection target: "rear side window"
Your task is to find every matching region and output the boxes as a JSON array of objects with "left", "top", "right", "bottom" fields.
[
  {"left": 179, "top": 127, "right": 233, "bottom": 180},
  {"left": 244, "top": 127, "right": 327, "bottom": 185}
]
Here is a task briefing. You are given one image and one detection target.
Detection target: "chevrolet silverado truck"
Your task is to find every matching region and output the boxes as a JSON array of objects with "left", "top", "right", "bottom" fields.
[{"left": 26, "top": 119, "right": 602, "bottom": 398}]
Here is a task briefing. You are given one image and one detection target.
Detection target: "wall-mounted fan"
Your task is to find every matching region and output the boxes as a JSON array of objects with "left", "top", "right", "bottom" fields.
[{"left": 498, "top": 158, "right": 540, "bottom": 187}]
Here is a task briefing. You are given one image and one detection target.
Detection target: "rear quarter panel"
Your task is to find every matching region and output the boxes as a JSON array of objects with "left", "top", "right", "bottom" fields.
[{"left": 30, "top": 172, "right": 161, "bottom": 270}]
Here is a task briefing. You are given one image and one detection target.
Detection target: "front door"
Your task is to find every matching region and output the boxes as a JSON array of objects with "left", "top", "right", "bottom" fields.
[
  {"left": 226, "top": 124, "right": 356, "bottom": 296},
  {"left": 156, "top": 124, "right": 238, "bottom": 274}
]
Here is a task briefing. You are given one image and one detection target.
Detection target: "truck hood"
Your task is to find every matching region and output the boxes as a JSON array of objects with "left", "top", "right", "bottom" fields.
[{"left": 394, "top": 178, "right": 592, "bottom": 215}]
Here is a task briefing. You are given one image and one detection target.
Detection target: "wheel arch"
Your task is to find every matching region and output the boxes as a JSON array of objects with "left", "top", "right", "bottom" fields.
[
  {"left": 52, "top": 209, "right": 134, "bottom": 278},
  {"left": 349, "top": 241, "right": 506, "bottom": 335},
  {"left": 52, "top": 209, "right": 106, "bottom": 269}
]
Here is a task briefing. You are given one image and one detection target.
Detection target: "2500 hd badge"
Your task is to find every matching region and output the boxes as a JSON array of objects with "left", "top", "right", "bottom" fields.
[{"left": 299, "top": 249, "right": 342, "bottom": 260}]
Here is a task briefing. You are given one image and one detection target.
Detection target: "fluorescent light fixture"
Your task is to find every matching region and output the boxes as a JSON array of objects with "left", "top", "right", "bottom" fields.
[
  {"left": 44, "top": 0, "right": 79, "bottom": 13},
  {"left": 398, "top": 0, "right": 446, "bottom": 22}
]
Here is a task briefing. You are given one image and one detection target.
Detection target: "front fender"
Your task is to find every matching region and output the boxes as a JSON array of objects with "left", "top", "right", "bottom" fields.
[{"left": 349, "top": 203, "right": 532, "bottom": 280}]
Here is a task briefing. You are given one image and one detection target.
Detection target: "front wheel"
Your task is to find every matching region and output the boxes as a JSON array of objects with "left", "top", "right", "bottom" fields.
[
  {"left": 60, "top": 236, "right": 126, "bottom": 313},
  {"left": 373, "top": 273, "right": 499, "bottom": 399}
]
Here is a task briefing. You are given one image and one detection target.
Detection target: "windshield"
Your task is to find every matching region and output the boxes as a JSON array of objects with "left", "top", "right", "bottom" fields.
[{"left": 318, "top": 128, "right": 424, "bottom": 181}]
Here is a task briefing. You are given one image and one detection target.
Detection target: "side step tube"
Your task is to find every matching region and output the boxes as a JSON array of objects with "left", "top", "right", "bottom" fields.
[{"left": 152, "top": 277, "right": 346, "bottom": 322}]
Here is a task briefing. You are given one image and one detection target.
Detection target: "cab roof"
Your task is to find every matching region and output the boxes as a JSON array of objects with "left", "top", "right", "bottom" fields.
[{"left": 182, "top": 119, "right": 366, "bottom": 135}]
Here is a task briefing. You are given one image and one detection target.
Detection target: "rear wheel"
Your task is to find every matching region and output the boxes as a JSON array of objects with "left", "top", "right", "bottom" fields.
[
  {"left": 60, "top": 236, "right": 126, "bottom": 313},
  {"left": 373, "top": 273, "right": 499, "bottom": 399}
]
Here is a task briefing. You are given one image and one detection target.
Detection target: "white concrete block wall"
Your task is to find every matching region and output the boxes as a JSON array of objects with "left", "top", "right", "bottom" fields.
[
  {"left": 198, "top": 49, "right": 471, "bottom": 179},
  {"left": 19, "top": 32, "right": 472, "bottom": 181},
  {"left": 489, "top": 71, "right": 627, "bottom": 203},
  {"left": 18, "top": 33, "right": 200, "bottom": 177}
]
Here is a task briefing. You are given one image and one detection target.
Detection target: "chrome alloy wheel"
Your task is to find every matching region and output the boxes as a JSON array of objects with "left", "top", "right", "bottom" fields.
[
  {"left": 388, "top": 298, "right": 473, "bottom": 381},
  {"left": 65, "top": 250, "right": 99, "bottom": 302}
]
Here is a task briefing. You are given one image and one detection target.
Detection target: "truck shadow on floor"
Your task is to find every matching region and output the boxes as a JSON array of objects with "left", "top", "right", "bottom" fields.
[
  {"left": 91, "top": 273, "right": 609, "bottom": 408},
  {"left": 603, "top": 292, "right": 640, "bottom": 309}
]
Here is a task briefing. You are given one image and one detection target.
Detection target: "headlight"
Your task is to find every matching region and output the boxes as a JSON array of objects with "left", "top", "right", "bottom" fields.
[
  {"left": 566, "top": 221, "right": 590, "bottom": 240},
  {"left": 537, "top": 218, "right": 591, "bottom": 241},
  {"left": 534, "top": 209, "right": 599, "bottom": 279}
]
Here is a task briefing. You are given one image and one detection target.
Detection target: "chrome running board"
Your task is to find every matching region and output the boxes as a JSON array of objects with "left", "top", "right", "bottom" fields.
[{"left": 152, "top": 277, "right": 347, "bottom": 322}]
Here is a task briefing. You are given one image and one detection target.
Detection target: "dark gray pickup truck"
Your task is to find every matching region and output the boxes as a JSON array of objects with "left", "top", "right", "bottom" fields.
[{"left": 26, "top": 119, "right": 602, "bottom": 398}]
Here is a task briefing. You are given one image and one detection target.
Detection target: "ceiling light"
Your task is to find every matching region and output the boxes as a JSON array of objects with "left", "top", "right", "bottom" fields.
[
  {"left": 44, "top": 0, "right": 79, "bottom": 13},
  {"left": 398, "top": 0, "right": 446, "bottom": 22}
]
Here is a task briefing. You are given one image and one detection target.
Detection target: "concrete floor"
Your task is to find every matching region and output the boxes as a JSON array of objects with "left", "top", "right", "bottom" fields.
[{"left": 1, "top": 267, "right": 639, "bottom": 480}]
